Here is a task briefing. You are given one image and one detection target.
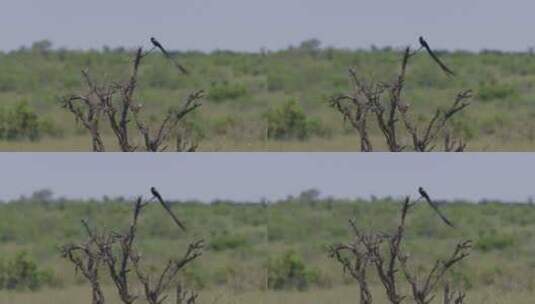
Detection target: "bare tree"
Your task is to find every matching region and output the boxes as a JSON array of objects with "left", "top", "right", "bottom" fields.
[
  {"left": 176, "top": 283, "right": 199, "bottom": 304},
  {"left": 328, "top": 220, "right": 375, "bottom": 304},
  {"left": 61, "top": 47, "right": 204, "bottom": 152},
  {"left": 400, "top": 240, "right": 472, "bottom": 304},
  {"left": 131, "top": 239, "right": 204, "bottom": 304},
  {"left": 329, "top": 190, "right": 471, "bottom": 304},
  {"left": 61, "top": 79, "right": 106, "bottom": 152},
  {"left": 401, "top": 89, "right": 472, "bottom": 152},
  {"left": 443, "top": 283, "right": 466, "bottom": 304},
  {"left": 60, "top": 221, "right": 106, "bottom": 304},
  {"left": 329, "top": 47, "right": 472, "bottom": 152},
  {"left": 329, "top": 69, "right": 375, "bottom": 152},
  {"left": 61, "top": 190, "right": 204, "bottom": 304}
]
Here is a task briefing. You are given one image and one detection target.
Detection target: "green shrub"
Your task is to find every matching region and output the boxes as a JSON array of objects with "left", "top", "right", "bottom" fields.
[
  {"left": 479, "top": 113, "right": 509, "bottom": 135},
  {"left": 0, "top": 73, "right": 18, "bottom": 92},
  {"left": 305, "top": 117, "right": 332, "bottom": 138},
  {"left": 0, "top": 101, "right": 60, "bottom": 141},
  {"left": 264, "top": 99, "right": 327, "bottom": 140},
  {"left": 476, "top": 231, "right": 515, "bottom": 252},
  {"left": 450, "top": 118, "right": 477, "bottom": 141},
  {"left": 0, "top": 102, "right": 40, "bottom": 141},
  {"left": 182, "top": 265, "right": 207, "bottom": 289},
  {"left": 208, "top": 81, "right": 248, "bottom": 102},
  {"left": 264, "top": 99, "right": 308, "bottom": 140},
  {"left": 450, "top": 268, "right": 474, "bottom": 290},
  {"left": 0, "top": 251, "right": 57, "bottom": 291},
  {"left": 210, "top": 233, "right": 248, "bottom": 251},
  {"left": 268, "top": 250, "right": 320, "bottom": 290},
  {"left": 211, "top": 115, "right": 239, "bottom": 136},
  {"left": 266, "top": 225, "right": 285, "bottom": 242},
  {"left": 478, "top": 83, "right": 518, "bottom": 101},
  {"left": 266, "top": 73, "right": 286, "bottom": 92},
  {"left": 39, "top": 117, "right": 64, "bottom": 138}
]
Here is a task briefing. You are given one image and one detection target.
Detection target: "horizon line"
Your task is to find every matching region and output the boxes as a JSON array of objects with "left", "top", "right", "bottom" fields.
[
  {"left": 4, "top": 39, "right": 535, "bottom": 55},
  {"left": 3, "top": 189, "right": 534, "bottom": 206}
]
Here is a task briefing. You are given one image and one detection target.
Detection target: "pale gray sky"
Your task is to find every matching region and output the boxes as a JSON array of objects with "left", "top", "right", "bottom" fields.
[
  {"left": 1, "top": 0, "right": 534, "bottom": 52},
  {"left": 0, "top": 153, "right": 533, "bottom": 203}
]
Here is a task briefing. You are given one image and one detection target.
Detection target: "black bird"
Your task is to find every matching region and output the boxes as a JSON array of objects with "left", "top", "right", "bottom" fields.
[
  {"left": 418, "top": 187, "right": 454, "bottom": 227},
  {"left": 150, "top": 186, "right": 187, "bottom": 231},
  {"left": 150, "top": 37, "right": 189, "bottom": 75},
  {"left": 418, "top": 36, "right": 455, "bottom": 77}
]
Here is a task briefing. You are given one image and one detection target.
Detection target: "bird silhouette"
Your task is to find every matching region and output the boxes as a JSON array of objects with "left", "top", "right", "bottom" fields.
[
  {"left": 150, "top": 37, "right": 189, "bottom": 75},
  {"left": 150, "top": 186, "right": 187, "bottom": 231},
  {"left": 418, "top": 36, "right": 455, "bottom": 77},
  {"left": 418, "top": 187, "right": 454, "bottom": 227}
]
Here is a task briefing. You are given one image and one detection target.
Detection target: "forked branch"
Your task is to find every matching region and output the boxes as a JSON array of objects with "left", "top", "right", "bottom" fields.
[
  {"left": 330, "top": 45, "right": 472, "bottom": 152},
  {"left": 60, "top": 188, "right": 203, "bottom": 304},
  {"left": 62, "top": 45, "right": 203, "bottom": 152},
  {"left": 329, "top": 189, "right": 472, "bottom": 304}
]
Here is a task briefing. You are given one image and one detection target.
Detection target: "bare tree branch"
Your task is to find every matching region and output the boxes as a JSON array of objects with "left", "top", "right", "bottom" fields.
[
  {"left": 61, "top": 46, "right": 203, "bottom": 152},
  {"left": 60, "top": 188, "right": 203, "bottom": 304},
  {"left": 329, "top": 45, "right": 472, "bottom": 152},
  {"left": 330, "top": 189, "right": 472, "bottom": 304},
  {"left": 60, "top": 223, "right": 106, "bottom": 304}
]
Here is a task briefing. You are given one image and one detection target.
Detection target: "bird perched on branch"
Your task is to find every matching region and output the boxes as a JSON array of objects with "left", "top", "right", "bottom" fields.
[
  {"left": 150, "top": 186, "right": 187, "bottom": 231},
  {"left": 418, "top": 187, "right": 454, "bottom": 227},
  {"left": 150, "top": 37, "right": 189, "bottom": 75},
  {"left": 418, "top": 36, "right": 455, "bottom": 77}
]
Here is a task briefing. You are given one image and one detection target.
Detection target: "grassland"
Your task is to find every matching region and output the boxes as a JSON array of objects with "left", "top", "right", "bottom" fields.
[
  {"left": 1, "top": 193, "right": 535, "bottom": 303},
  {"left": 2, "top": 41, "right": 535, "bottom": 151}
]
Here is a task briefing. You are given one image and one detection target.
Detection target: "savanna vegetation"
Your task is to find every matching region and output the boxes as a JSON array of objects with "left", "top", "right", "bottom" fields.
[
  {"left": 2, "top": 39, "right": 535, "bottom": 150},
  {"left": 1, "top": 189, "right": 535, "bottom": 303}
]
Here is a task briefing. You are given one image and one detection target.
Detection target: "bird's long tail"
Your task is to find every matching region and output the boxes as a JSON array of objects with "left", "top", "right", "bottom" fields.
[
  {"left": 157, "top": 199, "right": 187, "bottom": 231},
  {"left": 423, "top": 197, "right": 455, "bottom": 227},
  {"left": 171, "top": 59, "right": 189, "bottom": 75},
  {"left": 158, "top": 46, "right": 189, "bottom": 75},
  {"left": 423, "top": 46, "right": 455, "bottom": 77}
]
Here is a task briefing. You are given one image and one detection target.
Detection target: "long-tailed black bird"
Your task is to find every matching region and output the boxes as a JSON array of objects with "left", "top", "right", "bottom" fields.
[
  {"left": 150, "top": 37, "right": 189, "bottom": 75},
  {"left": 418, "top": 36, "right": 455, "bottom": 77},
  {"left": 150, "top": 186, "right": 187, "bottom": 231},
  {"left": 418, "top": 187, "right": 454, "bottom": 227}
]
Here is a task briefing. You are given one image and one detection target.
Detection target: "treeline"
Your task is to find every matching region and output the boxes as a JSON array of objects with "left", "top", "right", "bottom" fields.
[{"left": 6, "top": 38, "right": 535, "bottom": 56}]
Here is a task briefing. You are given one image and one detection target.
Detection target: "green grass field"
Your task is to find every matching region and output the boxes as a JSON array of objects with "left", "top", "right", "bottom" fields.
[
  {"left": 1, "top": 193, "right": 535, "bottom": 303},
  {"left": 2, "top": 41, "right": 535, "bottom": 151}
]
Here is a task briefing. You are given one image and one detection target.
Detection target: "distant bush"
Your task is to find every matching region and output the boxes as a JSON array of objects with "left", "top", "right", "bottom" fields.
[
  {"left": 0, "top": 101, "right": 61, "bottom": 141},
  {"left": 210, "top": 233, "right": 248, "bottom": 251},
  {"left": 268, "top": 250, "right": 320, "bottom": 290},
  {"left": 266, "top": 73, "right": 286, "bottom": 92},
  {"left": 476, "top": 231, "right": 515, "bottom": 252},
  {"left": 266, "top": 225, "right": 285, "bottom": 242},
  {"left": 450, "top": 118, "right": 477, "bottom": 141},
  {"left": 182, "top": 265, "right": 208, "bottom": 289},
  {"left": 208, "top": 81, "right": 248, "bottom": 102},
  {"left": 211, "top": 115, "right": 239, "bottom": 136},
  {"left": 0, "top": 251, "right": 58, "bottom": 291},
  {"left": 0, "top": 102, "right": 40, "bottom": 141},
  {"left": 305, "top": 116, "right": 332, "bottom": 138},
  {"left": 264, "top": 99, "right": 328, "bottom": 140},
  {"left": 297, "top": 39, "right": 322, "bottom": 55},
  {"left": 0, "top": 73, "right": 18, "bottom": 92},
  {"left": 478, "top": 83, "right": 518, "bottom": 102},
  {"left": 479, "top": 113, "right": 510, "bottom": 135},
  {"left": 449, "top": 268, "right": 474, "bottom": 290}
]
